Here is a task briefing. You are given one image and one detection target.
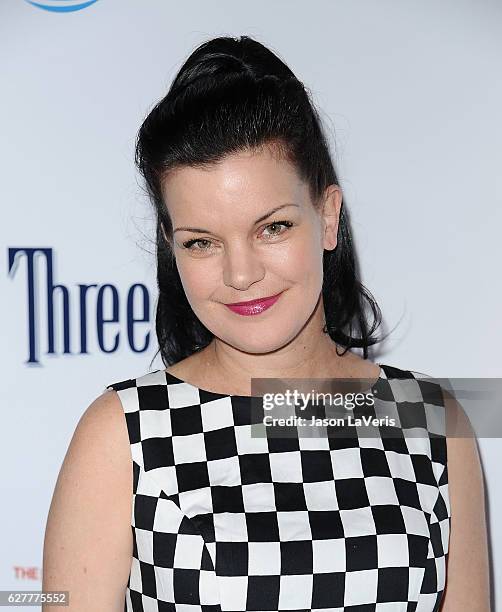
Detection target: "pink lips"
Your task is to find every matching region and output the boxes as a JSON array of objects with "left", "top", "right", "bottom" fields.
[{"left": 224, "top": 291, "right": 284, "bottom": 316}]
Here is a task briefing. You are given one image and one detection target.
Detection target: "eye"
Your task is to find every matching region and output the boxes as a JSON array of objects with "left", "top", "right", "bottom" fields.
[
  {"left": 182, "top": 238, "right": 214, "bottom": 252},
  {"left": 261, "top": 220, "right": 294, "bottom": 239},
  {"left": 181, "top": 220, "right": 294, "bottom": 253}
]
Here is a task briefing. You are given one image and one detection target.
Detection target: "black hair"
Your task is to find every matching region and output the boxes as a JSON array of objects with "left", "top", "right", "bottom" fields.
[{"left": 135, "top": 35, "right": 385, "bottom": 368}]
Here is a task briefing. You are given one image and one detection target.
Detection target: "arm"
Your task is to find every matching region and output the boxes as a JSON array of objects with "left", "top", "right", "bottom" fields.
[
  {"left": 439, "top": 389, "right": 491, "bottom": 611},
  {"left": 42, "top": 389, "right": 133, "bottom": 611}
]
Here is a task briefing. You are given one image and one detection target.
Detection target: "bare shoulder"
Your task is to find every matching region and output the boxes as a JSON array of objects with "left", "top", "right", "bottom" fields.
[
  {"left": 54, "top": 388, "right": 132, "bottom": 487},
  {"left": 42, "top": 389, "right": 133, "bottom": 611},
  {"left": 75, "top": 388, "right": 131, "bottom": 454},
  {"left": 439, "top": 388, "right": 491, "bottom": 611}
]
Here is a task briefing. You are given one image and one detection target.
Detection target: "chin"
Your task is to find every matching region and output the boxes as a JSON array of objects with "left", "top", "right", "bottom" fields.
[{"left": 217, "top": 322, "right": 306, "bottom": 355}]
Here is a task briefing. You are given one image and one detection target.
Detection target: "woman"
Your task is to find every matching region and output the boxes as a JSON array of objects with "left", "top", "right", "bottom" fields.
[{"left": 42, "top": 35, "right": 490, "bottom": 611}]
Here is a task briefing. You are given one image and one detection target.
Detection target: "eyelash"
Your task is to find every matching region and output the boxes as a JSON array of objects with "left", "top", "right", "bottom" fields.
[{"left": 181, "top": 220, "right": 294, "bottom": 252}]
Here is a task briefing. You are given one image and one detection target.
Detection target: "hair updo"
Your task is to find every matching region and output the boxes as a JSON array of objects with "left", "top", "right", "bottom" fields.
[{"left": 135, "top": 35, "right": 384, "bottom": 367}]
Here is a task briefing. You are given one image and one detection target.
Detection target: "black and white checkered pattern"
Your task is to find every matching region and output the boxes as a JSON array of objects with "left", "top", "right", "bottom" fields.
[{"left": 105, "top": 363, "right": 450, "bottom": 612}]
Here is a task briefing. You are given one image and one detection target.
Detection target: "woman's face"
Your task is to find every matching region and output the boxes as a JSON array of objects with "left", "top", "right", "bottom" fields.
[{"left": 161, "top": 145, "right": 341, "bottom": 354}]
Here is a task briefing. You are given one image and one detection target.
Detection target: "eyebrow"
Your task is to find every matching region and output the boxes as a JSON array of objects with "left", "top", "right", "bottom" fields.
[{"left": 172, "top": 203, "right": 300, "bottom": 234}]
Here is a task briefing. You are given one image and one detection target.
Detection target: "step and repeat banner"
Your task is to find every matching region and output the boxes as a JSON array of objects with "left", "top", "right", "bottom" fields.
[{"left": 1, "top": 0, "right": 501, "bottom": 609}]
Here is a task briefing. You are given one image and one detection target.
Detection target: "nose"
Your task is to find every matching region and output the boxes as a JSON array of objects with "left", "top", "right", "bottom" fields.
[{"left": 222, "top": 240, "right": 265, "bottom": 291}]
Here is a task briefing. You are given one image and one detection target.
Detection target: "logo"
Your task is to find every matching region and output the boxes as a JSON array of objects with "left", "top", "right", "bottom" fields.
[
  {"left": 8, "top": 247, "right": 152, "bottom": 364},
  {"left": 24, "top": 0, "right": 99, "bottom": 12}
]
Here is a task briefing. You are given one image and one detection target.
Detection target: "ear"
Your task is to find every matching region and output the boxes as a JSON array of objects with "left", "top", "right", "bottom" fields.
[{"left": 321, "top": 185, "right": 342, "bottom": 251}]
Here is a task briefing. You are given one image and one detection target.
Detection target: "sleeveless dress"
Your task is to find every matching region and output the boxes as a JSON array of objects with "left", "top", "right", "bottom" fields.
[{"left": 105, "top": 363, "right": 450, "bottom": 612}]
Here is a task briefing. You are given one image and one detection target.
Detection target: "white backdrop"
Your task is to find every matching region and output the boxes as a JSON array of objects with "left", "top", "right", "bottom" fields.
[{"left": 1, "top": 0, "right": 501, "bottom": 609}]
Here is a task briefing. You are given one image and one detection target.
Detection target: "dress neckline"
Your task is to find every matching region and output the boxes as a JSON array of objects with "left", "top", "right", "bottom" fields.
[{"left": 162, "top": 363, "right": 387, "bottom": 401}]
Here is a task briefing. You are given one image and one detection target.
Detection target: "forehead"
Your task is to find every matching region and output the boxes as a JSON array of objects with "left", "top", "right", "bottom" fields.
[{"left": 160, "top": 146, "right": 309, "bottom": 220}]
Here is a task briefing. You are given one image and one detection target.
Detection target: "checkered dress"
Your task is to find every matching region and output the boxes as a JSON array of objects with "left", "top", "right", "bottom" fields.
[{"left": 105, "top": 363, "right": 450, "bottom": 612}]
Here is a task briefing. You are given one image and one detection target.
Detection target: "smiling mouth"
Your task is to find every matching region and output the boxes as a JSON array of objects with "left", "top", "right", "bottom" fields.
[
  {"left": 225, "top": 291, "right": 284, "bottom": 306},
  {"left": 224, "top": 291, "right": 284, "bottom": 316}
]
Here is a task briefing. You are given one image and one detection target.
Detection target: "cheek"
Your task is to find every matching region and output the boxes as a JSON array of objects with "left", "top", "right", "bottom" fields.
[
  {"left": 175, "top": 258, "right": 218, "bottom": 301},
  {"left": 269, "top": 231, "right": 323, "bottom": 288}
]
